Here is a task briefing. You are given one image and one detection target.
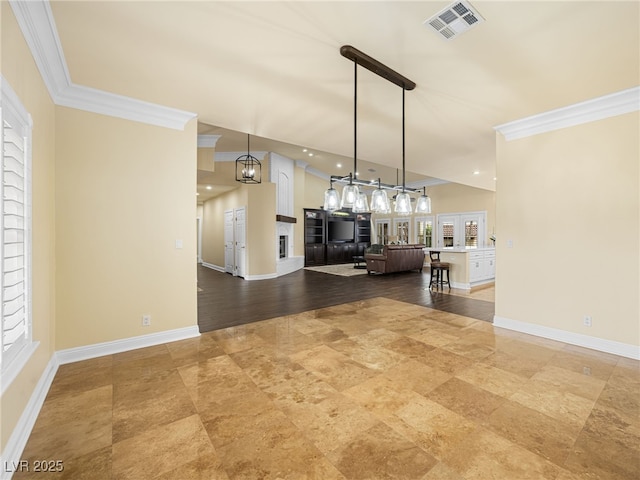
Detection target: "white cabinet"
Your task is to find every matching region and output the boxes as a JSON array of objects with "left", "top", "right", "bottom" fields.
[
  {"left": 483, "top": 250, "right": 496, "bottom": 279},
  {"left": 469, "top": 252, "right": 484, "bottom": 282},
  {"left": 468, "top": 249, "right": 495, "bottom": 284}
]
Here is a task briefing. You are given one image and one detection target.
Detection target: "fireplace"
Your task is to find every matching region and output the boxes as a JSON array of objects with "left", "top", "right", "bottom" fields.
[{"left": 279, "top": 235, "right": 287, "bottom": 259}]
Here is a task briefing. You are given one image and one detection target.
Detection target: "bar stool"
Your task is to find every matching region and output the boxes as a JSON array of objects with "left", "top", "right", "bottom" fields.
[{"left": 429, "top": 251, "right": 451, "bottom": 289}]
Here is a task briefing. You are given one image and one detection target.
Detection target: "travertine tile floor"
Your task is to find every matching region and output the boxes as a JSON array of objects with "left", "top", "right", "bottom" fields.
[{"left": 15, "top": 298, "right": 639, "bottom": 479}]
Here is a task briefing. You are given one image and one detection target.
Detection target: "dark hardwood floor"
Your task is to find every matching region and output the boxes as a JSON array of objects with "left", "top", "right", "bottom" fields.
[{"left": 197, "top": 265, "right": 495, "bottom": 332}]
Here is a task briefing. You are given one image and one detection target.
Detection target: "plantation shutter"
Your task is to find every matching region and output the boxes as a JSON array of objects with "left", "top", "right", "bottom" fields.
[{"left": 1, "top": 109, "right": 30, "bottom": 368}]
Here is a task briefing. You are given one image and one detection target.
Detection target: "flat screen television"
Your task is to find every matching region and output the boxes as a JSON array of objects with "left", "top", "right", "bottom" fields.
[{"left": 328, "top": 220, "right": 355, "bottom": 242}]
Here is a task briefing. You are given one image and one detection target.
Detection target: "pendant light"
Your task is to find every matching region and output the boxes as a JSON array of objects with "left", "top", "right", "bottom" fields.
[
  {"left": 324, "top": 46, "right": 424, "bottom": 214},
  {"left": 323, "top": 178, "right": 341, "bottom": 212},
  {"left": 415, "top": 187, "right": 432, "bottom": 214},
  {"left": 371, "top": 179, "right": 390, "bottom": 213},
  {"left": 235, "top": 134, "right": 261, "bottom": 184},
  {"left": 341, "top": 174, "right": 359, "bottom": 210},
  {"left": 352, "top": 190, "right": 369, "bottom": 213},
  {"left": 394, "top": 88, "right": 412, "bottom": 216}
]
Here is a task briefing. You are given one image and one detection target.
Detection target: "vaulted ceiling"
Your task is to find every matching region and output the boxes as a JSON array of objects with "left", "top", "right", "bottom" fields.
[{"left": 48, "top": 1, "right": 639, "bottom": 192}]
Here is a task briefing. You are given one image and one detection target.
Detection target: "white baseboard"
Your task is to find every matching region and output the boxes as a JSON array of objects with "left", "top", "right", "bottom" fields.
[
  {"left": 494, "top": 315, "right": 640, "bottom": 360},
  {"left": 202, "top": 260, "right": 302, "bottom": 280},
  {"left": 1, "top": 325, "right": 200, "bottom": 478},
  {"left": 201, "top": 262, "right": 224, "bottom": 273},
  {"left": 276, "top": 256, "right": 304, "bottom": 277},
  {"left": 56, "top": 326, "right": 200, "bottom": 365},
  {"left": 244, "top": 273, "right": 278, "bottom": 280},
  {"left": 0, "top": 355, "right": 59, "bottom": 480}
]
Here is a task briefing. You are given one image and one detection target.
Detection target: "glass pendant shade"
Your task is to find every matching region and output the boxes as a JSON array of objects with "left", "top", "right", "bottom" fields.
[
  {"left": 323, "top": 187, "right": 341, "bottom": 212},
  {"left": 352, "top": 191, "right": 370, "bottom": 213},
  {"left": 394, "top": 191, "right": 413, "bottom": 216},
  {"left": 415, "top": 194, "right": 431, "bottom": 214},
  {"left": 371, "top": 188, "right": 390, "bottom": 213},
  {"left": 341, "top": 184, "right": 359, "bottom": 209}
]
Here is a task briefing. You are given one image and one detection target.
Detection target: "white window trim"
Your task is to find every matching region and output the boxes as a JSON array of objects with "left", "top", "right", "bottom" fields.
[
  {"left": 414, "top": 215, "right": 435, "bottom": 246},
  {"left": 1, "top": 75, "right": 38, "bottom": 394}
]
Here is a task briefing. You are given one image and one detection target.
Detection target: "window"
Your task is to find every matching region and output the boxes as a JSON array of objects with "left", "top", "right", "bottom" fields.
[
  {"left": 1, "top": 76, "right": 35, "bottom": 389},
  {"left": 436, "top": 211, "right": 486, "bottom": 249},
  {"left": 374, "top": 219, "right": 390, "bottom": 244},
  {"left": 415, "top": 216, "right": 434, "bottom": 247},
  {"left": 393, "top": 219, "right": 409, "bottom": 244},
  {"left": 464, "top": 219, "right": 478, "bottom": 248}
]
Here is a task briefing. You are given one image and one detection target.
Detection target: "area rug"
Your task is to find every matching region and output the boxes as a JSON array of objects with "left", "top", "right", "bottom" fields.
[{"left": 304, "top": 263, "right": 368, "bottom": 277}]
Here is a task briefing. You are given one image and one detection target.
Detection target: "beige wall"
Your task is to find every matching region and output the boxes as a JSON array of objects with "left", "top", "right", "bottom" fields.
[
  {"left": 426, "top": 182, "right": 496, "bottom": 240},
  {"left": 202, "top": 187, "right": 247, "bottom": 267},
  {"left": 1, "top": 3, "right": 57, "bottom": 451},
  {"left": 495, "top": 112, "right": 639, "bottom": 346},
  {"left": 55, "top": 108, "right": 198, "bottom": 349},
  {"left": 301, "top": 170, "right": 329, "bottom": 212},
  {"left": 201, "top": 182, "right": 276, "bottom": 276},
  {"left": 247, "top": 183, "right": 277, "bottom": 275}
]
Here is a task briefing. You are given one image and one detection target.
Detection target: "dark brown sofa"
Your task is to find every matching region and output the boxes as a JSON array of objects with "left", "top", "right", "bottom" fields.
[{"left": 364, "top": 244, "right": 426, "bottom": 275}]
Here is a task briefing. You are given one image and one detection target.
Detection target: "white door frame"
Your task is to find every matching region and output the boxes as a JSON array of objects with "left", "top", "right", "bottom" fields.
[
  {"left": 234, "top": 207, "right": 247, "bottom": 278},
  {"left": 224, "top": 210, "right": 234, "bottom": 274}
]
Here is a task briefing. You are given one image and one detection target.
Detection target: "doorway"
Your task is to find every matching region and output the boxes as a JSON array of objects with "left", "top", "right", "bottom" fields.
[{"left": 224, "top": 207, "right": 247, "bottom": 277}]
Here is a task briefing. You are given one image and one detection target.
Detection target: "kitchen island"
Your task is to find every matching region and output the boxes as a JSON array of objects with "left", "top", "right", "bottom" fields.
[{"left": 425, "top": 247, "right": 495, "bottom": 290}]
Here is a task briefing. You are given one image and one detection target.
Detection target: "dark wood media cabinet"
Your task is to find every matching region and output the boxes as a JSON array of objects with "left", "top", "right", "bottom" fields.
[{"left": 304, "top": 208, "right": 371, "bottom": 266}]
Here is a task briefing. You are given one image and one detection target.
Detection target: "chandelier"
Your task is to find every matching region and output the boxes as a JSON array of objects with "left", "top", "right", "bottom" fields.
[{"left": 323, "top": 45, "right": 430, "bottom": 215}]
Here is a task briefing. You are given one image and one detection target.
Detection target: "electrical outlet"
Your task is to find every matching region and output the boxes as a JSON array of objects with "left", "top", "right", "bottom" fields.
[
  {"left": 583, "top": 366, "right": 592, "bottom": 376},
  {"left": 142, "top": 315, "right": 151, "bottom": 326},
  {"left": 583, "top": 315, "right": 592, "bottom": 327}
]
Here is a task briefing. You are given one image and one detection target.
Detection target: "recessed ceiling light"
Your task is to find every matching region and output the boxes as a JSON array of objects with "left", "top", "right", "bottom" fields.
[
  {"left": 206, "top": 185, "right": 212, "bottom": 190},
  {"left": 337, "top": 163, "right": 342, "bottom": 168},
  {"left": 308, "top": 153, "right": 314, "bottom": 157},
  {"left": 303, "top": 148, "right": 308, "bottom": 152},
  {"left": 473, "top": 170, "right": 480, "bottom": 175}
]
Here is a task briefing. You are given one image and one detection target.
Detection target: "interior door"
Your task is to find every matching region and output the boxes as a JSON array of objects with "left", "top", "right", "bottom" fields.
[
  {"left": 224, "top": 210, "right": 234, "bottom": 273},
  {"left": 234, "top": 207, "right": 246, "bottom": 278}
]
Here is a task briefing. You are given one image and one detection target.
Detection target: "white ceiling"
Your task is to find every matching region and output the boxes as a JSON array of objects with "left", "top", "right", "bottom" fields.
[{"left": 48, "top": 1, "right": 639, "bottom": 195}]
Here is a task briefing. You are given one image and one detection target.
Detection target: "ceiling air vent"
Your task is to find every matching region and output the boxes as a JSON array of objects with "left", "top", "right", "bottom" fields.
[{"left": 424, "top": 1, "right": 485, "bottom": 41}]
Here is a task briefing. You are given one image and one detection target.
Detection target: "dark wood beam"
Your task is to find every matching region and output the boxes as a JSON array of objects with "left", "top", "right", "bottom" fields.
[{"left": 340, "top": 45, "right": 416, "bottom": 91}]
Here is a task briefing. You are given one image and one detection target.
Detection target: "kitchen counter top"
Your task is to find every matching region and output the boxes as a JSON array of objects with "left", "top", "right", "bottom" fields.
[{"left": 424, "top": 247, "right": 495, "bottom": 253}]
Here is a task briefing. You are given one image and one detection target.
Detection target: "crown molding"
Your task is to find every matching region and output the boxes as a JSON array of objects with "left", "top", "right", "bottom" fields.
[
  {"left": 55, "top": 83, "right": 196, "bottom": 130},
  {"left": 9, "top": 0, "right": 196, "bottom": 130},
  {"left": 495, "top": 86, "right": 640, "bottom": 141},
  {"left": 9, "top": 0, "right": 70, "bottom": 99},
  {"left": 214, "top": 151, "right": 269, "bottom": 162},
  {"left": 197, "top": 135, "right": 222, "bottom": 148}
]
